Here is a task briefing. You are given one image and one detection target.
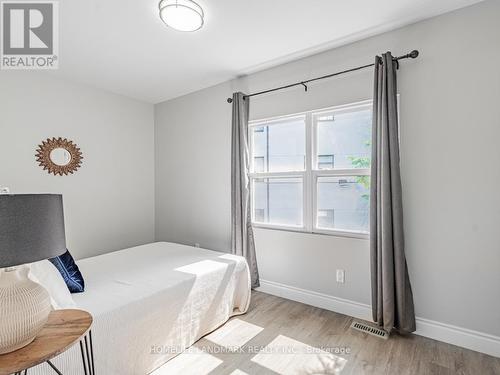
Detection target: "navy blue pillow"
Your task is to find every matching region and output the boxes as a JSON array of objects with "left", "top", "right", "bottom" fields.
[{"left": 49, "top": 250, "right": 85, "bottom": 293}]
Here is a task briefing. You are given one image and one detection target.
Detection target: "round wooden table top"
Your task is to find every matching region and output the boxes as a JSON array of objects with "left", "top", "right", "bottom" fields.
[{"left": 0, "top": 309, "right": 92, "bottom": 375}]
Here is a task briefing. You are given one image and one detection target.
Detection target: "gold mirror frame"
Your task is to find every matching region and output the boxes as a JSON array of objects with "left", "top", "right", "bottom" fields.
[{"left": 35, "top": 137, "right": 83, "bottom": 176}]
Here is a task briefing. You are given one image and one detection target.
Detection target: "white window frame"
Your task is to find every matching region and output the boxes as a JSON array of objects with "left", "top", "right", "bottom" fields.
[{"left": 248, "top": 99, "right": 372, "bottom": 240}]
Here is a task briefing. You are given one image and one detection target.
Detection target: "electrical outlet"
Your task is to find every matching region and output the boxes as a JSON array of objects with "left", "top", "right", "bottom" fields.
[{"left": 336, "top": 269, "right": 345, "bottom": 284}]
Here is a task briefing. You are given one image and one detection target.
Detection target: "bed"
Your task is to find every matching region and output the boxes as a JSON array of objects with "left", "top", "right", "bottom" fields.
[{"left": 30, "top": 242, "right": 251, "bottom": 375}]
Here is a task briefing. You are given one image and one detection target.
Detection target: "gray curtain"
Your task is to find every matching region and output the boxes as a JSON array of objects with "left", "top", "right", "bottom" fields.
[
  {"left": 231, "top": 92, "right": 260, "bottom": 288},
  {"left": 370, "top": 52, "right": 416, "bottom": 334}
]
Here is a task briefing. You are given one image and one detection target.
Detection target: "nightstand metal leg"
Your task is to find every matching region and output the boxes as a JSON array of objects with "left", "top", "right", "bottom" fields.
[
  {"left": 46, "top": 360, "right": 62, "bottom": 375},
  {"left": 89, "top": 330, "right": 95, "bottom": 375},
  {"left": 79, "top": 340, "right": 88, "bottom": 375},
  {"left": 79, "top": 330, "right": 95, "bottom": 375}
]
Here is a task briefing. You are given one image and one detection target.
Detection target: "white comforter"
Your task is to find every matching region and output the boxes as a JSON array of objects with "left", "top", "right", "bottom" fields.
[{"left": 30, "top": 242, "right": 251, "bottom": 375}]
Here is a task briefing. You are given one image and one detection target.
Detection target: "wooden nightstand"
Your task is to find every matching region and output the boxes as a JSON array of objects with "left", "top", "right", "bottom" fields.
[{"left": 0, "top": 309, "right": 95, "bottom": 375}]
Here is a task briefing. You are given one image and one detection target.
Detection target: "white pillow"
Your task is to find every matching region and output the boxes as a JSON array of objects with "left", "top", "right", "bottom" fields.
[{"left": 29, "top": 260, "right": 76, "bottom": 309}]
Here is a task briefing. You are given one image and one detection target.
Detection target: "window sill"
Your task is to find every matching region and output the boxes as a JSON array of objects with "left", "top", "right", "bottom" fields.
[{"left": 251, "top": 223, "right": 369, "bottom": 240}]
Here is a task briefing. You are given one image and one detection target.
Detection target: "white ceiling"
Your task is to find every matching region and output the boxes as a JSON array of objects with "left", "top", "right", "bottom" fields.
[{"left": 53, "top": 0, "right": 483, "bottom": 103}]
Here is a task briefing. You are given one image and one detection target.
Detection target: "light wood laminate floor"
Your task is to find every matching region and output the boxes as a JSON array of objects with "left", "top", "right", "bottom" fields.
[{"left": 154, "top": 291, "right": 500, "bottom": 375}]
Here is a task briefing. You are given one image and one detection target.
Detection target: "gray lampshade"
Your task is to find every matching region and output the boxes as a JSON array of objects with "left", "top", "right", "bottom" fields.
[{"left": 0, "top": 194, "right": 66, "bottom": 268}]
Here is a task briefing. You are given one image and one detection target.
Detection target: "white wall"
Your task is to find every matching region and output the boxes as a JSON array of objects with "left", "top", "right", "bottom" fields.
[
  {"left": 155, "top": 0, "right": 500, "bottom": 340},
  {"left": 0, "top": 72, "right": 155, "bottom": 260}
]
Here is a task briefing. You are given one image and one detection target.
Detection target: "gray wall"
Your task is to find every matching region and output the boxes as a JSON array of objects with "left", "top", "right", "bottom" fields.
[
  {"left": 0, "top": 72, "right": 155, "bottom": 260},
  {"left": 155, "top": 0, "right": 500, "bottom": 337}
]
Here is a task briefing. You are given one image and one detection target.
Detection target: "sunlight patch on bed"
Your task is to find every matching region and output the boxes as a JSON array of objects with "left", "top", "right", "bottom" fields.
[
  {"left": 229, "top": 370, "right": 250, "bottom": 375},
  {"left": 205, "top": 318, "right": 264, "bottom": 349},
  {"left": 218, "top": 254, "right": 241, "bottom": 262},
  {"left": 151, "top": 347, "right": 222, "bottom": 375},
  {"left": 250, "top": 334, "right": 347, "bottom": 375},
  {"left": 175, "top": 260, "right": 228, "bottom": 276}
]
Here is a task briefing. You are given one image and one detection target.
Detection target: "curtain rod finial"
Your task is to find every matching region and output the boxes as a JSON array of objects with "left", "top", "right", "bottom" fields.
[{"left": 227, "top": 98, "right": 233, "bottom": 103}]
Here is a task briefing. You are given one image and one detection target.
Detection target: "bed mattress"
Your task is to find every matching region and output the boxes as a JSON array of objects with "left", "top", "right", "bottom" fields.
[{"left": 30, "top": 242, "right": 251, "bottom": 375}]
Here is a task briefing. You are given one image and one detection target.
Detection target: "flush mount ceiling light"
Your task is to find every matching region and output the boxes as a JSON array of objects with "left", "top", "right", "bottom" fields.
[{"left": 159, "top": 0, "right": 204, "bottom": 32}]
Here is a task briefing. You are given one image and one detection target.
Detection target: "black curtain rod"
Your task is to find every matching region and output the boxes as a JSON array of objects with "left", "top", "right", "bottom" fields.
[{"left": 227, "top": 50, "right": 419, "bottom": 103}]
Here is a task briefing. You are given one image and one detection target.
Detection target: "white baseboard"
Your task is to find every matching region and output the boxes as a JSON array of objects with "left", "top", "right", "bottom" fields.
[
  {"left": 414, "top": 317, "right": 500, "bottom": 358},
  {"left": 257, "top": 279, "right": 373, "bottom": 321},
  {"left": 257, "top": 279, "right": 500, "bottom": 358}
]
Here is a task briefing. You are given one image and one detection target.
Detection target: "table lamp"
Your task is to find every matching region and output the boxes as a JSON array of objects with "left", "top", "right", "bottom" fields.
[{"left": 0, "top": 194, "right": 66, "bottom": 354}]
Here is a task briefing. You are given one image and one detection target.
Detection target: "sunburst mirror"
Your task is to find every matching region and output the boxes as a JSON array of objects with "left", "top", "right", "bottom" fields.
[{"left": 35, "top": 137, "right": 83, "bottom": 176}]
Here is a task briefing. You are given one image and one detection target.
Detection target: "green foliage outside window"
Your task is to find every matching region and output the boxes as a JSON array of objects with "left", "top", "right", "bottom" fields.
[{"left": 348, "top": 140, "right": 371, "bottom": 201}]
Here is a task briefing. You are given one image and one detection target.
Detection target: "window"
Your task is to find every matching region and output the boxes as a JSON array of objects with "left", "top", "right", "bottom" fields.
[{"left": 249, "top": 101, "right": 372, "bottom": 238}]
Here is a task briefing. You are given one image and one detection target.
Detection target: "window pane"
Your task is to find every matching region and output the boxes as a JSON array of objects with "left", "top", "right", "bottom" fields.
[
  {"left": 315, "top": 108, "right": 371, "bottom": 170},
  {"left": 316, "top": 176, "right": 370, "bottom": 233},
  {"left": 252, "top": 117, "right": 306, "bottom": 172},
  {"left": 253, "top": 177, "right": 303, "bottom": 226}
]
